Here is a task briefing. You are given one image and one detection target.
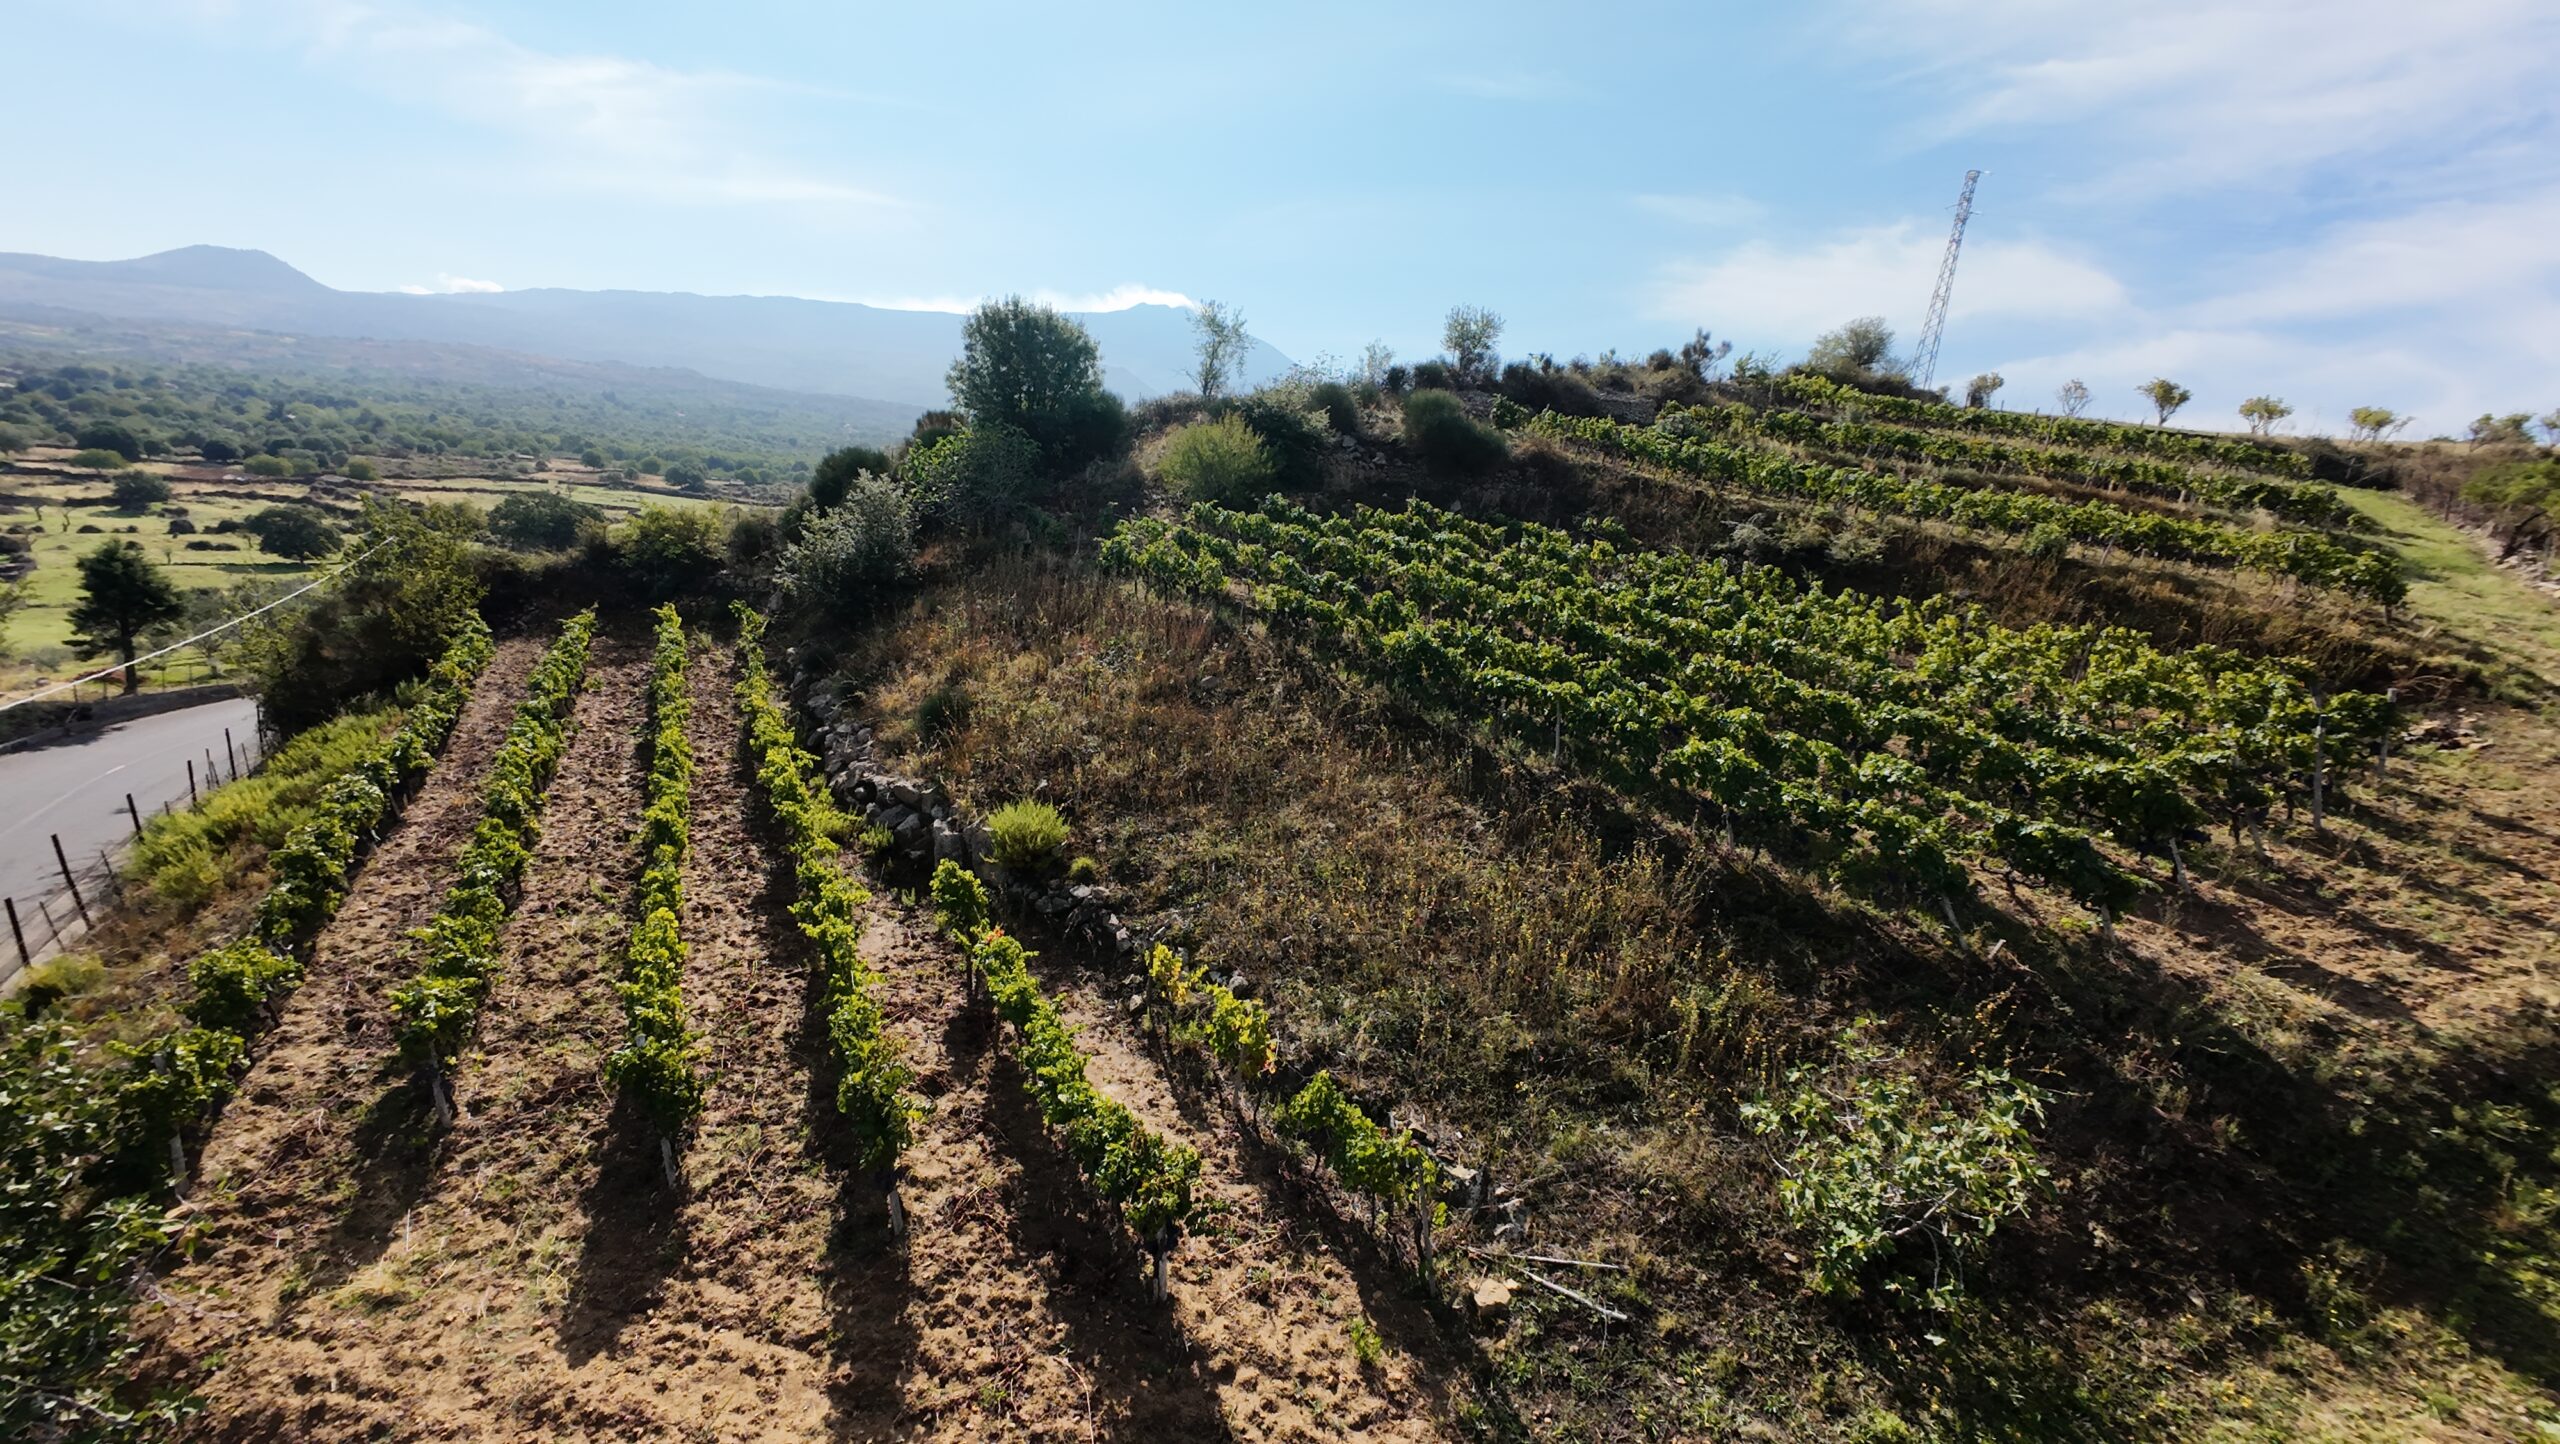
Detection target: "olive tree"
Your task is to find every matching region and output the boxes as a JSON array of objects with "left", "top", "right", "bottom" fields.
[
  {"left": 2238, "top": 396, "right": 2293, "bottom": 436},
  {"left": 2349, "top": 407, "right": 2410, "bottom": 442},
  {"left": 1190, "top": 300, "right": 1251, "bottom": 400},
  {"left": 1442, "top": 305, "right": 1504, "bottom": 384},
  {"left": 1964, "top": 373, "right": 2005, "bottom": 409},
  {"left": 946, "top": 296, "right": 1128, "bottom": 470},
  {"left": 2138, "top": 378, "right": 2192, "bottom": 426},
  {"left": 2055, "top": 379, "right": 2092, "bottom": 418}
]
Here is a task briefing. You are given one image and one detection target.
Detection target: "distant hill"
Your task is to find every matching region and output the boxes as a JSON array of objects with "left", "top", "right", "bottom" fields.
[{"left": 0, "top": 246, "right": 1294, "bottom": 409}]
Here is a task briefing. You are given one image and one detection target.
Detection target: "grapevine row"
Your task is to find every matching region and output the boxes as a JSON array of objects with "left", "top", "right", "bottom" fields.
[
  {"left": 389, "top": 610, "right": 596, "bottom": 1123},
  {"left": 603, "top": 604, "right": 705, "bottom": 1188},
  {"left": 1106, "top": 500, "right": 2393, "bottom": 911},
  {"left": 929, "top": 861, "right": 1200, "bottom": 1297},
  {"left": 1655, "top": 400, "right": 2357, "bottom": 529},
  {"left": 1141, "top": 942, "right": 1443, "bottom": 1276},
  {"left": 126, "top": 615, "right": 496, "bottom": 1180},
  {"left": 734, "top": 606, "right": 920, "bottom": 1230},
  {"left": 1765, "top": 371, "right": 2311, "bottom": 478},
  {"left": 1514, "top": 407, "right": 2403, "bottom": 604}
]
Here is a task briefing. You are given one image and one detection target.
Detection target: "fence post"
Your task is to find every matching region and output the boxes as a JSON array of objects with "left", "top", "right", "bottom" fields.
[
  {"left": 187, "top": 758, "right": 198, "bottom": 806},
  {"left": 127, "top": 792, "right": 144, "bottom": 839},
  {"left": 225, "top": 728, "right": 240, "bottom": 782},
  {"left": 4, "top": 898, "right": 27, "bottom": 973},
  {"left": 51, "top": 834, "right": 90, "bottom": 927}
]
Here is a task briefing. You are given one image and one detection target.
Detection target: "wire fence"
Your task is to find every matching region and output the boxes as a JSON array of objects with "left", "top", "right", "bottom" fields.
[{"left": 2, "top": 723, "right": 270, "bottom": 989}]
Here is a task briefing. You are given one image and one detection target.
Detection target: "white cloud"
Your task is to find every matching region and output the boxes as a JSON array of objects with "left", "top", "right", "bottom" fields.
[
  {"left": 845, "top": 284, "right": 1197, "bottom": 315},
  {"left": 396, "top": 273, "right": 504, "bottom": 295},
  {"left": 1648, "top": 223, "right": 2129, "bottom": 343},
  {"left": 141, "top": 0, "right": 899, "bottom": 211},
  {"left": 1632, "top": 193, "right": 1766, "bottom": 229},
  {"left": 1834, "top": 0, "right": 2560, "bottom": 197}
]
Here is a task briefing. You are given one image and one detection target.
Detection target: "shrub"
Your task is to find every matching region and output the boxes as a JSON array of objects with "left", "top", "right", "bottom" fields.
[
  {"left": 166, "top": 517, "right": 197, "bottom": 536},
  {"left": 615, "top": 504, "right": 726, "bottom": 600},
  {"left": 1157, "top": 415, "right": 1276, "bottom": 506},
  {"left": 1382, "top": 364, "right": 1412, "bottom": 395},
  {"left": 1307, "top": 380, "right": 1361, "bottom": 435},
  {"left": 1067, "top": 855, "right": 1100, "bottom": 883},
  {"left": 74, "top": 421, "right": 146, "bottom": 460},
  {"left": 1228, "top": 394, "right": 1332, "bottom": 491},
  {"left": 1497, "top": 362, "right": 1607, "bottom": 418},
  {"left": 1401, "top": 391, "right": 1507, "bottom": 476},
  {"left": 916, "top": 680, "right": 973, "bottom": 741},
  {"left": 778, "top": 474, "right": 915, "bottom": 615},
  {"left": 1409, "top": 360, "right": 1455, "bottom": 392},
  {"left": 242, "top": 505, "right": 341, "bottom": 560},
  {"left": 69, "top": 449, "right": 128, "bottom": 474},
  {"left": 808, "top": 445, "right": 892, "bottom": 508},
  {"left": 904, "top": 424, "right": 1042, "bottom": 534},
  {"left": 987, "top": 799, "right": 1069, "bottom": 874}
]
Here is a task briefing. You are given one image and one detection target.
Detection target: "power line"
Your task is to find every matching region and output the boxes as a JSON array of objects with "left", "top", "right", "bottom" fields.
[
  {"left": 1912, "top": 169, "right": 1982, "bottom": 391},
  {"left": 0, "top": 537, "right": 390, "bottom": 713}
]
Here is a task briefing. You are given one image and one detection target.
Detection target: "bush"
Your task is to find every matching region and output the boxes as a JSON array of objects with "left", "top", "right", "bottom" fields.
[
  {"left": 68, "top": 449, "right": 127, "bottom": 473},
  {"left": 1401, "top": 391, "right": 1507, "bottom": 476},
  {"left": 916, "top": 680, "right": 973, "bottom": 741},
  {"left": 74, "top": 421, "right": 146, "bottom": 460},
  {"left": 1131, "top": 393, "right": 1211, "bottom": 435},
  {"left": 166, "top": 517, "right": 197, "bottom": 536},
  {"left": 987, "top": 799, "right": 1069, "bottom": 874},
  {"left": 1228, "top": 394, "right": 1332, "bottom": 491},
  {"left": 613, "top": 505, "right": 727, "bottom": 600},
  {"left": 904, "top": 424, "right": 1043, "bottom": 534},
  {"left": 242, "top": 505, "right": 341, "bottom": 560},
  {"left": 1307, "top": 381, "right": 1361, "bottom": 435},
  {"left": 1157, "top": 415, "right": 1276, "bottom": 506},
  {"left": 1409, "top": 360, "right": 1455, "bottom": 392},
  {"left": 808, "top": 445, "right": 892, "bottom": 508},
  {"left": 1382, "top": 364, "right": 1412, "bottom": 395},
  {"left": 778, "top": 475, "right": 915, "bottom": 615},
  {"left": 1497, "top": 362, "right": 1607, "bottom": 418}
]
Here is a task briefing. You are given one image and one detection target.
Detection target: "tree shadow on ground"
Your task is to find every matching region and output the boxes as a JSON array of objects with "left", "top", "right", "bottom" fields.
[
  {"left": 555, "top": 1089, "right": 692, "bottom": 1366},
  {"left": 286, "top": 1068, "right": 444, "bottom": 1322}
]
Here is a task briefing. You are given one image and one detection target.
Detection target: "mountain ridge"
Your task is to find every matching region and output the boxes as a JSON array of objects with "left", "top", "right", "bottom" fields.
[{"left": 0, "top": 246, "right": 1293, "bottom": 411}]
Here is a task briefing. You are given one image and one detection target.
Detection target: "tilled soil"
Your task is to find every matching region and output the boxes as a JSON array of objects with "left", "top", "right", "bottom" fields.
[{"left": 142, "top": 635, "right": 1456, "bottom": 1442}]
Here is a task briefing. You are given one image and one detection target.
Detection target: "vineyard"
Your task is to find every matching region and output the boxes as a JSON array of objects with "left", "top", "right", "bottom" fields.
[{"left": 1104, "top": 497, "right": 2393, "bottom": 917}]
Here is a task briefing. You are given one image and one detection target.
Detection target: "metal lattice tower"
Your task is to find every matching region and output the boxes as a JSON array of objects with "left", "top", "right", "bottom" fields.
[{"left": 1910, "top": 168, "right": 1981, "bottom": 390}]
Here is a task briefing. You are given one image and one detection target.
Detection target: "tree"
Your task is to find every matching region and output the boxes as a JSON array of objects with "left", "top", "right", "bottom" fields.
[
  {"left": 342, "top": 459, "right": 378, "bottom": 482},
  {"left": 110, "top": 471, "right": 172, "bottom": 509},
  {"left": 663, "top": 460, "right": 710, "bottom": 493},
  {"left": 1680, "top": 328, "right": 1735, "bottom": 381},
  {"left": 239, "top": 501, "right": 485, "bottom": 732},
  {"left": 2348, "top": 407, "right": 2410, "bottom": 442},
  {"left": 243, "top": 455, "right": 292, "bottom": 478},
  {"left": 579, "top": 448, "right": 607, "bottom": 469},
  {"left": 68, "top": 541, "right": 186, "bottom": 693},
  {"left": 2056, "top": 379, "right": 2092, "bottom": 418},
  {"left": 2462, "top": 459, "right": 2559, "bottom": 562},
  {"left": 73, "top": 421, "right": 146, "bottom": 461},
  {"left": 0, "top": 424, "right": 25, "bottom": 455},
  {"left": 2538, "top": 409, "right": 2560, "bottom": 447},
  {"left": 1965, "top": 373, "right": 2006, "bottom": 409},
  {"left": 946, "top": 296, "right": 1127, "bottom": 470},
  {"left": 1358, "top": 341, "right": 1396, "bottom": 388},
  {"left": 903, "top": 424, "right": 1042, "bottom": 533},
  {"left": 2238, "top": 396, "right": 2293, "bottom": 436},
  {"left": 2138, "top": 378, "right": 2192, "bottom": 426},
  {"left": 486, "top": 490, "right": 602, "bottom": 550},
  {"left": 1442, "top": 305, "right": 1504, "bottom": 384},
  {"left": 1190, "top": 300, "right": 1252, "bottom": 400},
  {"left": 69, "top": 449, "right": 128, "bottom": 473},
  {"left": 197, "top": 437, "right": 242, "bottom": 463},
  {"left": 0, "top": 577, "right": 27, "bottom": 659},
  {"left": 1807, "top": 317, "right": 1901, "bottom": 385},
  {"left": 2469, "top": 413, "right": 2535, "bottom": 448},
  {"left": 242, "top": 505, "right": 342, "bottom": 560},
  {"left": 777, "top": 475, "right": 915, "bottom": 616},
  {"left": 615, "top": 504, "right": 727, "bottom": 600}
]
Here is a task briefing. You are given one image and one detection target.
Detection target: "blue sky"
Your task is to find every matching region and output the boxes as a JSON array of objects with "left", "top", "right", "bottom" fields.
[{"left": 9, "top": 0, "right": 2557, "bottom": 434}]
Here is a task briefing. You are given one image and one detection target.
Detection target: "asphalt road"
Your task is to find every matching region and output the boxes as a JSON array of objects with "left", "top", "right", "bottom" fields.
[{"left": 0, "top": 696, "right": 263, "bottom": 914}]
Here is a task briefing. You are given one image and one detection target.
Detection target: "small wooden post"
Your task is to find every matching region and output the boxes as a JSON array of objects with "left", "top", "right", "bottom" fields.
[
  {"left": 51, "top": 835, "right": 89, "bottom": 927},
  {"left": 5, "top": 898, "right": 29, "bottom": 973},
  {"left": 187, "top": 758, "right": 198, "bottom": 806},
  {"left": 126, "top": 792, "right": 144, "bottom": 838},
  {"left": 224, "top": 728, "right": 240, "bottom": 782}
]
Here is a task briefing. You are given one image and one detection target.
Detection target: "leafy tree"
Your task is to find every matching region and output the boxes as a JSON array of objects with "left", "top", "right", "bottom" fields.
[
  {"left": 0, "top": 577, "right": 27, "bottom": 659},
  {"left": 2055, "top": 379, "right": 2092, "bottom": 418},
  {"left": 1807, "top": 317, "right": 1903, "bottom": 385},
  {"left": 69, "top": 449, "right": 128, "bottom": 473},
  {"left": 1358, "top": 340, "right": 1396, "bottom": 387},
  {"left": 2469, "top": 412, "right": 2535, "bottom": 448},
  {"left": 110, "top": 471, "right": 173, "bottom": 509},
  {"left": 197, "top": 437, "right": 242, "bottom": 463},
  {"left": 1442, "top": 305, "right": 1504, "bottom": 384},
  {"left": 946, "top": 296, "right": 1128, "bottom": 470},
  {"left": 240, "top": 500, "right": 485, "bottom": 732},
  {"left": 777, "top": 474, "right": 915, "bottom": 616},
  {"left": 73, "top": 421, "right": 146, "bottom": 461},
  {"left": 1190, "top": 300, "right": 1252, "bottom": 400},
  {"left": 663, "top": 460, "right": 710, "bottom": 493},
  {"left": 342, "top": 458, "right": 378, "bottom": 481},
  {"left": 2138, "top": 378, "right": 2193, "bottom": 426},
  {"left": 2348, "top": 407, "right": 2410, "bottom": 442},
  {"left": 487, "top": 491, "right": 605, "bottom": 550},
  {"left": 1964, "top": 373, "right": 2006, "bottom": 409},
  {"left": 808, "top": 445, "right": 892, "bottom": 508},
  {"left": 579, "top": 448, "right": 607, "bottom": 468},
  {"left": 242, "top": 505, "right": 343, "bottom": 560},
  {"left": 243, "top": 454, "right": 292, "bottom": 478},
  {"left": 1156, "top": 415, "right": 1275, "bottom": 505},
  {"left": 1680, "top": 328, "right": 1735, "bottom": 381},
  {"left": 0, "top": 424, "right": 24, "bottom": 454},
  {"left": 69, "top": 541, "right": 186, "bottom": 693},
  {"left": 2237, "top": 396, "right": 2293, "bottom": 436},
  {"left": 907, "top": 409, "right": 965, "bottom": 452},
  {"left": 2463, "top": 459, "right": 2559, "bottom": 561}
]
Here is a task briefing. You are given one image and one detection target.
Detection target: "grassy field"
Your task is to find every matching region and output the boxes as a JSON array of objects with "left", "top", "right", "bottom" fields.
[{"left": 2342, "top": 485, "right": 2560, "bottom": 689}]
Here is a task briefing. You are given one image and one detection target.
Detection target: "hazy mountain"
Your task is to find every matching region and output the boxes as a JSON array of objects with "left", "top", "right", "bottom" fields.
[{"left": 0, "top": 246, "right": 1294, "bottom": 410}]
